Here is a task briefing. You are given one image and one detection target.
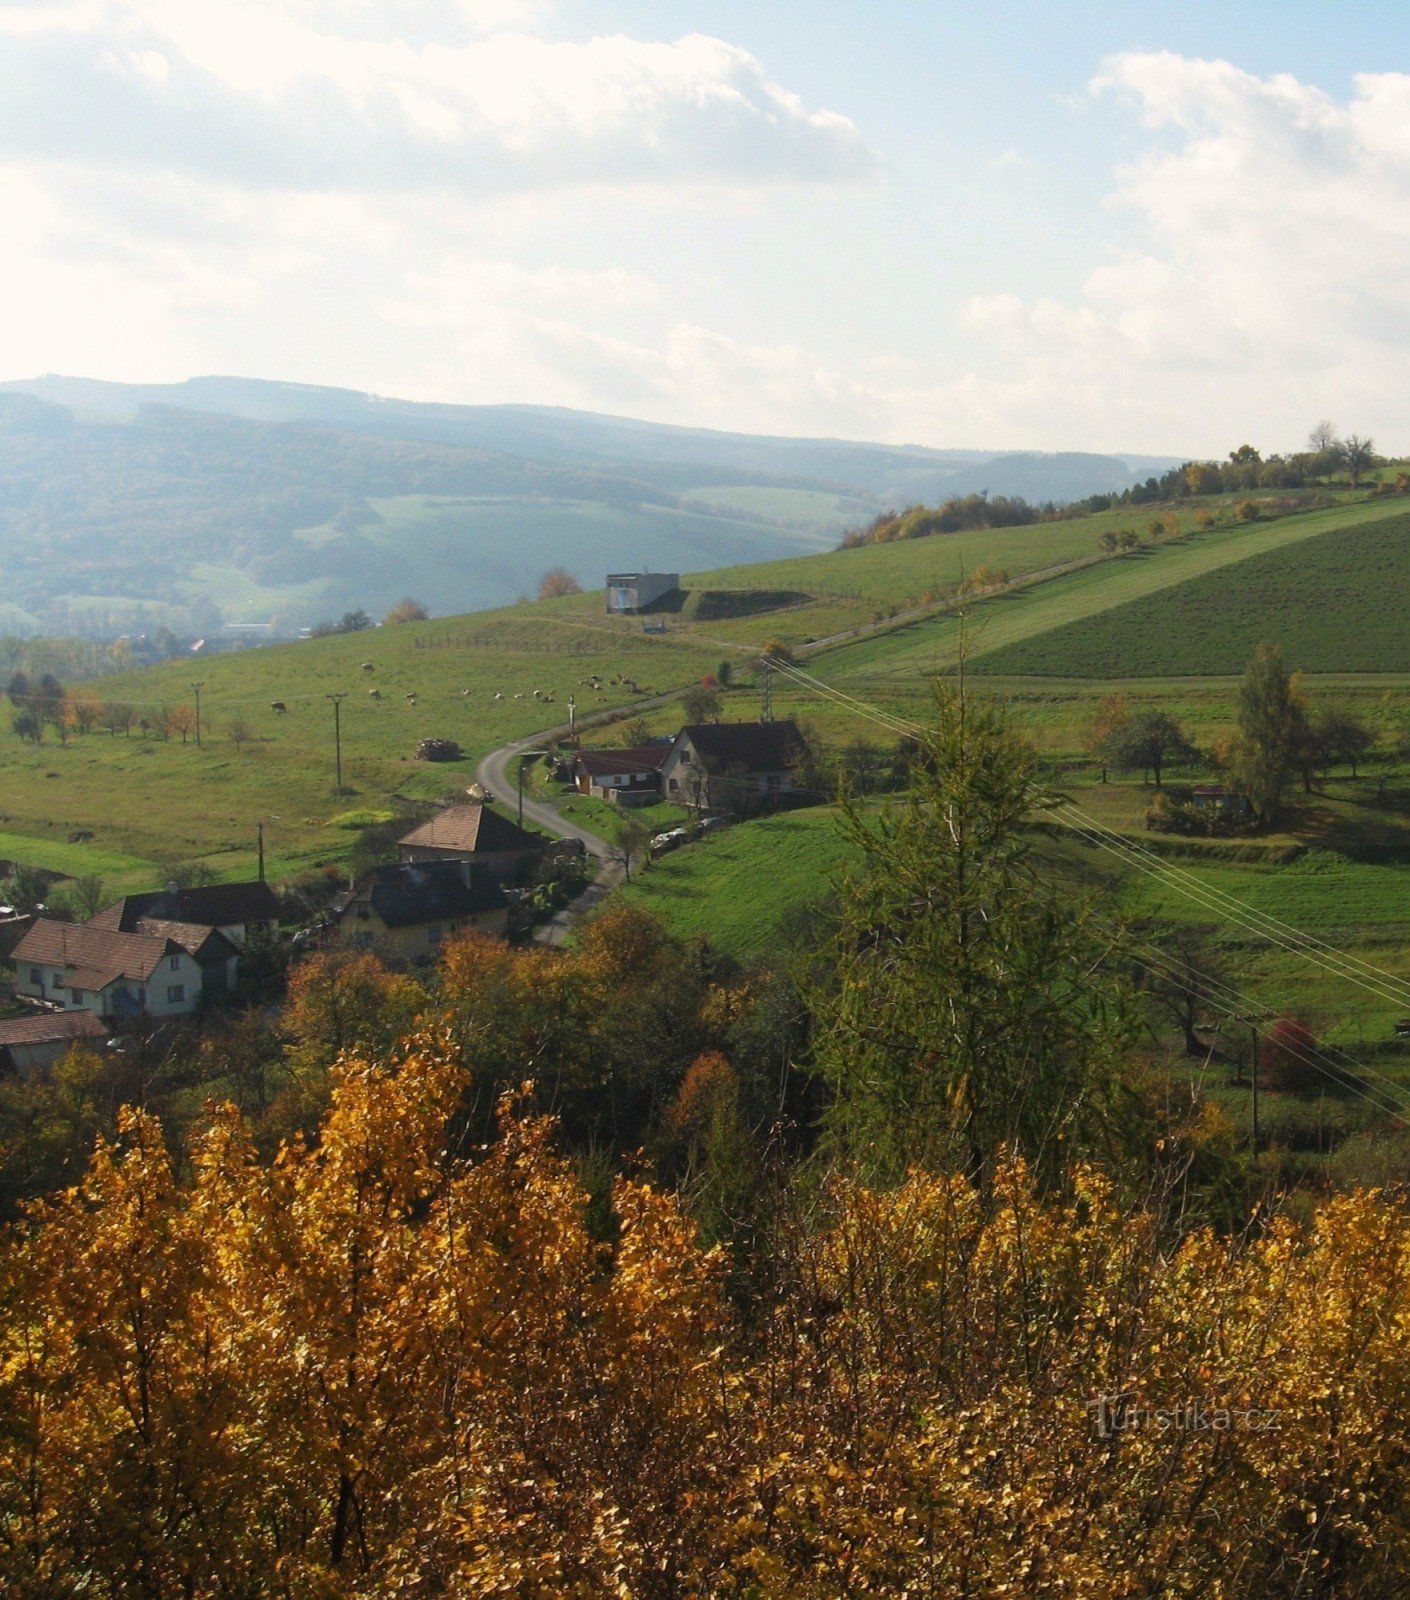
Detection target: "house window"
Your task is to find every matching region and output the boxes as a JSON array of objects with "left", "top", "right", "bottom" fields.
[
  {"left": 29, "top": 967, "right": 41, "bottom": 985},
  {"left": 668, "top": 778, "right": 678, "bottom": 793},
  {"left": 69, "top": 989, "right": 84, "bottom": 1007},
  {"left": 167, "top": 984, "right": 185, "bottom": 1004},
  {"left": 426, "top": 924, "right": 443, "bottom": 945},
  {"left": 169, "top": 955, "right": 180, "bottom": 971}
]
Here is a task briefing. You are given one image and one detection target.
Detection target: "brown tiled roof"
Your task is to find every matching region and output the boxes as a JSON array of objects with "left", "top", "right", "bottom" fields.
[
  {"left": 573, "top": 746, "right": 670, "bottom": 779},
  {"left": 90, "top": 880, "right": 280, "bottom": 933},
  {"left": 397, "top": 804, "right": 542, "bottom": 855},
  {"left": 13, "top": 920, "right": 174, "bottom": 987},
  {"left": 0, "top": 1011, "right": 109, "bottom": 1048},
  {"left": 134, "top": 918, "right": 239, "bottom": 962},
  {"left": 674, "top": 720, "right": 808, "bottom": 774}
]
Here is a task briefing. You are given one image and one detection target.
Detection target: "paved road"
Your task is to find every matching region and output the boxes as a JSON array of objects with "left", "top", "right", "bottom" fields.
[{"left": 477, "top": 712, "right": 665, "bottom": 946}]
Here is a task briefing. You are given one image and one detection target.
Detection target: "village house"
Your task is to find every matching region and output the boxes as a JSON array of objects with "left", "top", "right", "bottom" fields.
[
  {"left": 397, "top": 804, "right": 546, "bottom": 885},
  {"left": 569, "top": 745, "right": 670, "bottom": 804},
  {"left": 659, "top": 720, "right": 810, "bottom": 813},
  {"left": 332, "top": 860, "right": 510, "bottom": 960},
  {"left": 11, "top": 920, "right": 211, "bottom": 1021},
  {"left": 88, "top": 880, "right": 280, "bottom": 947},
  {"left": 0, "top": 1010, "right": 110, "bottom": 1077}
]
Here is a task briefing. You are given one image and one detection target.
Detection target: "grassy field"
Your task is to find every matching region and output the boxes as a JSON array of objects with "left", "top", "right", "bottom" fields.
[
  {"left": 613, "top": 806, "right": 850, "bottom": 957},
  {"left": 808, "top": 495, "right": 1410, "bottom": 692},
  {"left": 0, "top": 609, "right": 725, "bottom": 888},
  {"left": 977, "top": 510, "right": 1410, "bottom": 677}
]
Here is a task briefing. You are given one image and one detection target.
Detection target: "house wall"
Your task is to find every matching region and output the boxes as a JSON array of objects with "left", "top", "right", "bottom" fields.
[
  {"left": 660, "top": 738, "right": 796, "bottom": 813},
  {"left": 5, "top": 1035, "right": 103, "bottom": 1077},
  {"left": 337, "top": 905, "right": 509, "bottom": 959},
  {"left": 14, "top": 951, "right": 202, "bottom": 1019}
]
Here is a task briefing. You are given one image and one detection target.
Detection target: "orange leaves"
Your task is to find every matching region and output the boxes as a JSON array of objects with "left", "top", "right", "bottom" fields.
[{"left": 13, "top": 1080, "right": 1410, "bottom": 1593}]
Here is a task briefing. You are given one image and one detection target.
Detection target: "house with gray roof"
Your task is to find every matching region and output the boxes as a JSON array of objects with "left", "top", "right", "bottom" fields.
[{"left": 659, "top": 720, "right": 810, "bottom": 813}]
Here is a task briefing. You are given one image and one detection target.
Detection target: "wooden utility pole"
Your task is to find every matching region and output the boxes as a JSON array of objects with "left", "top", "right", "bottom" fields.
[
  {"left": 326, "top": 692, "right": 346, "bottom": 793},
  {"left": 190, "top": 681, "right": 204, "bottom": 746}
]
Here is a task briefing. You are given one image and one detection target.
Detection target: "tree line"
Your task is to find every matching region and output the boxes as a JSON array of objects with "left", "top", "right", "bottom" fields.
[{"left": 840, "top": 423, "right": 1388, "bottom": 550}]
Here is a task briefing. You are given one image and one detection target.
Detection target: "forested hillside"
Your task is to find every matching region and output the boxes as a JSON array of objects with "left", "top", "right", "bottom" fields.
[{"left": 0, "top": 377, "right": 1179, "bottom": 636}]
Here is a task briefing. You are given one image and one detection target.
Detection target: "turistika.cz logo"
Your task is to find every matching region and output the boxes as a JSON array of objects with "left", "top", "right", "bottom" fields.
[{"left": 1086, "top": 1392, "right": 1282, "bottom": 1438}]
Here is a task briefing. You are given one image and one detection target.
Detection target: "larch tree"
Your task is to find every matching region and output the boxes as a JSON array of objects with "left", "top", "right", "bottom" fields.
[{"left": 811, "top": 680, "right": 1135, "bottom": 1186}]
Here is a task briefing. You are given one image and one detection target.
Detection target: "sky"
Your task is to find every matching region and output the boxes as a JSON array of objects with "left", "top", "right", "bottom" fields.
[{"left": 4, "top": 1, "right": 1410, "bottom": 456}]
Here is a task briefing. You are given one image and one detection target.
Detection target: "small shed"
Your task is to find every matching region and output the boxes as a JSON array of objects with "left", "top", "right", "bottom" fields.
[
  {"left": 1191, "top": 786, "right": 1254, "bottom": 822},
  {"left": 606, "top": 572, "right": 680, "bottom": 615},
  {"left": 0, "top": 1010, "right": 110, "bottom": 1077}
]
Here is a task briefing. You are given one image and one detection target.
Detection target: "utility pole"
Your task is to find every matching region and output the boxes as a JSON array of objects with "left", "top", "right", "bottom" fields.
[
  {"left": 761, "top": 658, "right": 774, "bottom": 723},
  {"left": 568, "top": 694, "right": 577, "bottom": 745},
  {"left": 1250, "top": 1019, "right": 1260, "bottom": 1154},
  {"left": 190, "top": 681, "right": 204, "bottom": 746},
  {"left": 517, "top": 748, "right": 548, "bottom": 828},
  {"left": 256, "top": 815, "right": 281, "bottom": 883},
  {"left": 1236, "top": 1011, "right": 1272, "bottom": 1151},
  {"left": 326, "top": 692, "right": 346, "bottom": 793}
]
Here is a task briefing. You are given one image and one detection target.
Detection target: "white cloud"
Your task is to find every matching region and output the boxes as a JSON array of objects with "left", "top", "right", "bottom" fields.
[
  {"left": 0, "top": 4, "right": 873, "bottom": 194},
  {"left": 951, "top": 54, "right": 1410, "bottom": 451}
]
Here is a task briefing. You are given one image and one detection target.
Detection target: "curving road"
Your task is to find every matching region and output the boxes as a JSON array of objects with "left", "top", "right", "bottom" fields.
[{"left": 476, "top": 693, "right": 683, "bottom": 945}]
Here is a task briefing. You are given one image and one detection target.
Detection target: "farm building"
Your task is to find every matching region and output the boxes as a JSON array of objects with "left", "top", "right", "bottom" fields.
[
  {"left": 0, "top": 1010, "right": 110, "bottom": 1077},
  {"left": 605, "top": 572, "right": 680, "bottom": 614},
  {"left": 396, "top": 804, "right": 547, "bottom": 884},
  {"left": 570, "top": 746, "right": 671, "bottom": 804},
  {"left": 1191, "top": 786, "right": 1255, "bottom": 822},
  {"left": 89, "top": 880, "right": 280, "bottom": 947},
  {"left": 660, "top": 721, "right": 810, "bottom": 813}
]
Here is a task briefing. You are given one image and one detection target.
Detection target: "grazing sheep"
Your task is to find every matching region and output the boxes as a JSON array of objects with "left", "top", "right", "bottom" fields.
[
  {"left": 493, "top": 692, "right": 504, "bottom": 701},
  {"left": 361, "top": 661, "right": 375, "bottom": 672},
  {"left": 270, "top": 701, "right": 287, "bottom": 713},
  {"left": 406, "top": 693, "right": 418, "bottom": 704},
  {"left": 368, "top": 688, "right": 381, "bottom": 699}
]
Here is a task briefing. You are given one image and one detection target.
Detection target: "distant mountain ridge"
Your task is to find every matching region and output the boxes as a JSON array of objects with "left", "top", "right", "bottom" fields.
[{"left": 0, "top": 375, "right": 1185, "bottom": 637}]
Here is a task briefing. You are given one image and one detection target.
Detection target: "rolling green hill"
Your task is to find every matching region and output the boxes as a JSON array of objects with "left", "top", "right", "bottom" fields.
[
  {"left": 975, "top": 510, "right": 1410, "bottom": 677},
  {"left": 1, "top": 478, "right": 1407, "bottom": 904},
  {"left": 0, "top": 377, "right": 1179, "bottom": 637}
]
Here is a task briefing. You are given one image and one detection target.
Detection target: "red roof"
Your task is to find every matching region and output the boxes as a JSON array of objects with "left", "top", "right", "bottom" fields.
[
  {"left": 13, "top": 919, "right": 176, "bottom": 989},
  {"left": 397, "top": 804, "right": 543, "bottom": 854},
  {"left": 573, "top": 746, "right": 670, "bottom": 779},
  {"left": 0, "top": 1011, "right": 108, "bottom": 1049}
]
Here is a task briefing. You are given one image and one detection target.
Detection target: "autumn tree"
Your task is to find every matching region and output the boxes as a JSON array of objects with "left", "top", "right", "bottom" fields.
[
  {"left": 1314, "top": 704, "right": 1375, "bottom": 777},
  {"left": 605, "top": 815, "right": 651, "bottom": 883},
  {"left": 1084, "top": 691, "right": 1128, "bottom": 782},
  {"left": 536, "top": 566, "right": 582, "bottom": 600},
  {"left": 167, "top": 704, "right": 196, "bottom": 744},
  {"left": 383, "top": 597, "right": 429, "bottom": 624},
  {"left": 1228, "top": 643, "right": 1305, "bottom": 823},
  {"left": 682, "top": 684, "right": 722, "bottom": 724},
  {"left": 1101, "top": 708, "right": 1198, "bottom": 788},
  {"left": 1343, "top": 432, "right": 1377, "bottom": 488},
  {"left": 1140, "top": 923, "right": 1229, "bottom": 1056}
]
